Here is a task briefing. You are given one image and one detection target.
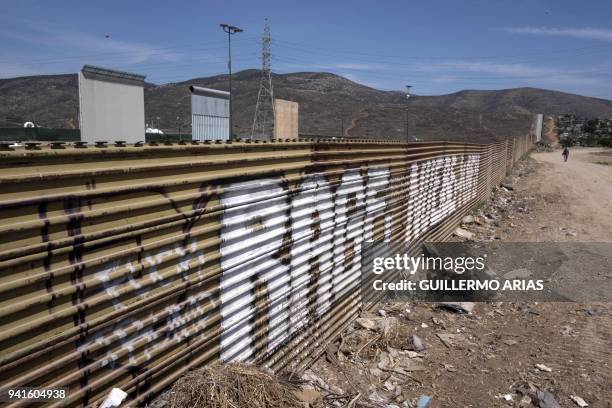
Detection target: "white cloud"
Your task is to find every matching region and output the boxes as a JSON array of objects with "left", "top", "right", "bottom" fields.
[
  {"left": 414, "top": 60, "right": 608, "bottom": 88},
  {"left": 505, "top": 27, "right": 612, "bottom": 42}
]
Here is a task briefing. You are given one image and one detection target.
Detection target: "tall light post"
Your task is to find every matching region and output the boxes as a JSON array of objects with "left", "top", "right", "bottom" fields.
[
  {"left": 405, "top": 85, "right": 412, "bottom": 143},
  {"left": 220, "top": 23, "right": 243, "bottom": 139}
]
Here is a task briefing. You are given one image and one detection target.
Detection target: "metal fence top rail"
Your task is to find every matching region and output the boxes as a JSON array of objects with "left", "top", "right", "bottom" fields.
[{"left": 0, "top": 138, "right": 503, "bottom": 157}]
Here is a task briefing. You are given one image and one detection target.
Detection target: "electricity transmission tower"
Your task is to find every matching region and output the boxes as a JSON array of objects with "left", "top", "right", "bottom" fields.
[{"left": 251, "top": 18, "right": 275, "bottom": 140}]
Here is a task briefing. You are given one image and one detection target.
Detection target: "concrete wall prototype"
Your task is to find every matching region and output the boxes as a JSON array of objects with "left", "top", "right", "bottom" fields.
[
  {"left": 78, "top": 65, "right": 145, "bottom": 143},
  {"left": 0, "top": 135, "right": 531, "bottom": 406},
  {"left": 190, "top": 86, "right": 230, "bottom": 141},
  {"left": 535, "top": 113, "right": 544, "bottom": 142},
  {"left": 274, "top": 99, "right": 299, "bottom": 139}
]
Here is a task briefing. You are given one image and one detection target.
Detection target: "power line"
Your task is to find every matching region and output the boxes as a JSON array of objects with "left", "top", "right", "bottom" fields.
[
  {"left": 274, "top": 38, "right": 612, "bottom": 62},
  {"left": 1, "top": 37, "right": 259, "bottom": 67}
]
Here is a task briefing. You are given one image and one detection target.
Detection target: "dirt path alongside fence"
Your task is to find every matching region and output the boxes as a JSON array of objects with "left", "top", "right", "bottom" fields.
[{"left": 292, "top": 148, "right": 612, "bottom": 408}]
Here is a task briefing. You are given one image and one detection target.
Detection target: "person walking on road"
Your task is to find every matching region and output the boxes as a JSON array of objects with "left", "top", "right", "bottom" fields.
[{"left": 562, "top": 147, "right": 569, "bottom": 162}]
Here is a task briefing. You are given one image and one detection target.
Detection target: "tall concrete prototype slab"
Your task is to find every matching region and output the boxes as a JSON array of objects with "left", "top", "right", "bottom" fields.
[
  {"left": 274, "top": 99, "right": 298, "bottom": 140},
  {"left": 78, "top": 65, "right": 146, "bottom": 143},
  {"left": 190, "top": 86, "right": 230, "bottom": 141},
  {"left": 535, "top": 113, "right": 544, "bottom": 142}
]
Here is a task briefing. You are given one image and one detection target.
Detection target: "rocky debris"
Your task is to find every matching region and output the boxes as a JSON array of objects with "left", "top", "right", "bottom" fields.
[
  {"left": 411, "top": 335, "right": 425, "bottom": 351},
  {"left": 461, "top": 215, "right": 475, "bottom": 224},
  {"left": 535, "top": 390, "right": 561, "bottom": 408},
  {"left": 293, "top": 387, "right": 322, "bottom": 406},
  {"left": 439, "top": 302, "right": 474, "bottom": 314},
  {"left": 453, "top": 227, "right": 475, "bottom": 240},
  {"left": 415, "top": 395, "right": 432, "bottom": 408},
  {"left": 302, "top": 370, "right": 344, "bottom": 395},
  {"left": 535, "top": 363, "right": 553, "bottom": 372},
  {"left": 436, "top": 333, "right": 455, "bottom": 348},
  {"left": 570, "top": 395, "right": 588, "bottom": 407},
  {"left": 560, "top": 227, "right": 578, "bottom": 237},
  {"left": 518, "top": 395, "right": 533, "bottom": 407}
]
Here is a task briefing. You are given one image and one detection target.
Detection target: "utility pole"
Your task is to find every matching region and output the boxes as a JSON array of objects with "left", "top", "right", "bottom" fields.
[
  {"left": 251, "top": 18, "right": 275, "bottom": 140},
  {"left": 405, "top": 85, "right": 412, "bottom": 143},
  {"left": 220, "top": 23, "right": 243, "bottom": 139}
]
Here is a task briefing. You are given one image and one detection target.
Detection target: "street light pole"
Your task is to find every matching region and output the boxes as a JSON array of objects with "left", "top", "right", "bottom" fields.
[
  {"left": 220, "top": 23, "right": 243, "bottom": 139},
  {"left": 405, "top": 85, "right": 412, "bottom": 143}
]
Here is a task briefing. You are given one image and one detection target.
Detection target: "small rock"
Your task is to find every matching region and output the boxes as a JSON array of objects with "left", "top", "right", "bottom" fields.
[
  {"left": 499, "top": 393, "right": 513, "bottom": 401},
  {"left": 501, "top": 182, "right": 514, "bottom": 190},
  {"left": 518, "top": 395, "right": 532, "bottom": 407},
  {"left": 369, "top": 391, "right": 386, "bottom": 403},
  {"left": 565, "top": 230, "right": 578, "bottom": 237},
  {"left": 421, "top": 322, "right": 429, "bottom": 328},
  {"left": 379, "top": 309, "right": 387, "bottom": 317},
  {"left": 536, "top": 390, "right": 561, "bottom": 408},
  {"left": 503, "top": 339, "right": 518, "bottom": 346},
  {"left": 356, "top": 318, "right": 377, "bottom": 331},
  {"left": 369, "top": 367, "right": 384, "bottom": 377},
  {"left": 440, "top": 302, "right": 475, "bottom": 314},
  {"left": 462, "top": 215, "right": 475, "bottom": 224},
  {"left": 535, "top": 363, "right": 552, "bottom": 372},
  {"left": 416, "top": 395, "right": 432, "bottom": 408},
  {"left": 436, "top": 333, "right": 455, "bottom": 348},
  {"left": 454, "top": 227, "right": 475, "bottom": 240},
  {"left": 293, "top": 387, "right": 321, "bottom": 405},
  {"left": 570, "top": 395, "right": 588, "bottom": 407},
  {"left": 412, "top": 335, "right": 425, "bottom": 351},
  {"left": 503, "top": 268, "right": 532, "bottom": 279}
]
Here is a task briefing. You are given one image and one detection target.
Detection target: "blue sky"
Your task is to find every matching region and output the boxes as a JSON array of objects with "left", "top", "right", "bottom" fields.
[{"left": 1, "top": 0, "right": 612, "bottom": 98}]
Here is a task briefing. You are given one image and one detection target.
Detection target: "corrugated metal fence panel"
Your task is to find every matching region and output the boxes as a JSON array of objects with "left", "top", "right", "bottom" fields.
[
  {"left": 192, "top": 114, "right": 230, "bottom": 141},
  {"left": 0, "top": 136, "right": 531, "bottom": 407},
  {"left": 191, "top": 93, "right": 230, "bottom": 141}
]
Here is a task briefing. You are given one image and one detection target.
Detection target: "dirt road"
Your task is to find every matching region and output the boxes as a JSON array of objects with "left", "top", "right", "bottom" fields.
[{"left": 522, "top": 148, "right": 612, "bottom": 242}]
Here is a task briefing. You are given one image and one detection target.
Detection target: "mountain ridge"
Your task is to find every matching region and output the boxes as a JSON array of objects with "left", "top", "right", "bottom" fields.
[{"left": 1, "top": 70, "right": 611, "bottom": 141}]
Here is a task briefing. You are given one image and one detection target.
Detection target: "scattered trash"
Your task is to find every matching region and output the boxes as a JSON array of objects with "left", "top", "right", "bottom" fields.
[
  {"left": 454, "top": 227, "right": 475, "bottom": 240},
  {"left": 518, "top": 395, "right": 533, "bottom": 407},
  {"left": 356, "top": 317, "right": 377, "bottom": 331},
  {"left": 501, "top": 182, "right": 514, "bottom": 191},
  {"left": 462, "top": 215, "right": 475, "bottom": 224},
  {"left": 497, "top": 393, "right": 513, "bottom": 401},
  {"left": 570, "top": 395, "right": 588, "bottom": 407},
  {"left": 99, "top": 388, "right": 128, "bottom": 408},
  {"left": 535, "top": 363, "right": 553, "bottom": 372},
  {"left": 412, "top": 334, "right": 425, "bottom": 351},
  {"left": 440, "top": 302, "right": 475, "bottom": 314},
  {"left": 416, "top": 395, "right": 432, "bottom": 408},
  {"left": 535, "top": 390, "right": 561, "bottom": 408}
]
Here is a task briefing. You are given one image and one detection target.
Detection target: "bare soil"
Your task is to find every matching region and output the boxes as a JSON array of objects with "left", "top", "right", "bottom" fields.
[{"left": 303, "top": 148, "right": 612, "bottom": 408}]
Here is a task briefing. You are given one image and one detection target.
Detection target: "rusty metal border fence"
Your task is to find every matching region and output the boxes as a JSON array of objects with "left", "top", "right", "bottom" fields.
[{"left": 0, "top": 135, "right": 531, "bottom": 407}]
